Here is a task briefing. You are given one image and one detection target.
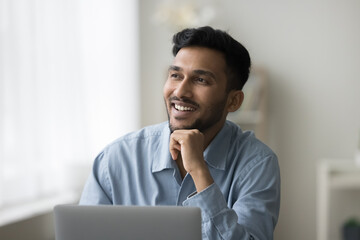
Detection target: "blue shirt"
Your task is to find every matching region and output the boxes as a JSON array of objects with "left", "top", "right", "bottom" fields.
[{"left": 79, "top": 121, "right": 280, "bottom": 239}]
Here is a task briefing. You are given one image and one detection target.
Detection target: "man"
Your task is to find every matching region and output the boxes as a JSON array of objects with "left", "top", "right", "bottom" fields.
[{"left": 80, "top": 26, "right": 280, "bottom": 239}]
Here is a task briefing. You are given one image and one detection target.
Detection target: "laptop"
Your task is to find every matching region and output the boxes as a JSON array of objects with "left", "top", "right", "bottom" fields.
[{"left": 53, "top": 204, "right": 202, "bottom": 240}]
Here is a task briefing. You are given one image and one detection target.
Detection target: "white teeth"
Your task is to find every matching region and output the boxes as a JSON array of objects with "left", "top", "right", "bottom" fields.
[{"left": 174, "top": 104, "right": 195, "bottom": 111}]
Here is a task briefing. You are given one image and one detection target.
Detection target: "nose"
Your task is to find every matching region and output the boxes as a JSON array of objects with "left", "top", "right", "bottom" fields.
[{"left": 173, "top": 78, "right": 193, "bottom": 98}]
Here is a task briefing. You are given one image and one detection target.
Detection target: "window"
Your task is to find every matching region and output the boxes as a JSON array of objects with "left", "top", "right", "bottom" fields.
[{"left": 0, "top": 0, "right": 139, "bottom": 207}]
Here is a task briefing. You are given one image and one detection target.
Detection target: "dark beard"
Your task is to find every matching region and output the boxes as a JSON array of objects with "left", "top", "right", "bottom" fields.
[
  {"left": 167, "top": 97, "right": 227, "bottom": 134},
  {"left": 168, "top": 118, "right": 203, "bottom": 133}
]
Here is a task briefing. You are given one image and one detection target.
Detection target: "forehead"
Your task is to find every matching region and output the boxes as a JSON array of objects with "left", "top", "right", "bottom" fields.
[{"left": 172, "top": 47, "right": 227, "bottom": 75}]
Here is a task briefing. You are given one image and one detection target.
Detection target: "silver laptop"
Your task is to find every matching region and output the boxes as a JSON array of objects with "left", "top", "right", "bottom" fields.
[{"left": 53, "top": 204, "right": 202, "bottom": 240}]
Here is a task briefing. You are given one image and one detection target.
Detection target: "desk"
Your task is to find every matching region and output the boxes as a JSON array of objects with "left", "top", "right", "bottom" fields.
[{"left": 317, "top": 159, "right": 360, "bottom": 240}]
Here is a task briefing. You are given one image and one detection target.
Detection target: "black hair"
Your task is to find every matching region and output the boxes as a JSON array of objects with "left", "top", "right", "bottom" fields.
[{"left": 172, "top": 26, "right": 251, "bottom": 91}]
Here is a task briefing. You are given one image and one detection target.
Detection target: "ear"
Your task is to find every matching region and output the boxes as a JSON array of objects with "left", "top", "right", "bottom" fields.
[{"left": 226, "top": 90, "right": 244, "bottom": 113}]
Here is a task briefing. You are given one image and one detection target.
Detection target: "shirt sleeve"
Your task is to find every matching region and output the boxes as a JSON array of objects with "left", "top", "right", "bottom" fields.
[
  {"left": 79, "top": 151, "right": 113, "bottom": 205},
  {"left": 182, "top": 155, "right": 280, "bottom": 240}
]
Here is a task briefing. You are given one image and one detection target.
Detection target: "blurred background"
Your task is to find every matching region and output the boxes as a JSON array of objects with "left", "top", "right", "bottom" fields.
[{"left": 1, "top": 0, "right": 360, "bottom": 239}]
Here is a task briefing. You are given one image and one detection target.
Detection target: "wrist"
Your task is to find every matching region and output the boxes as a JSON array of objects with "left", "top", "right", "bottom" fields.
[{"left": 189, "top": 167, "right": 214, "bottom": 193}]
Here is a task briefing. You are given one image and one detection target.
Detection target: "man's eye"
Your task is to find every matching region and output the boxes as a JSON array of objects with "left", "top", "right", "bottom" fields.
[
  {"left": 196, "top": 77, "right": 207, "bottom": 84},
  {"left": 170, "top": 73, "right": 179, "bottom": 79}
]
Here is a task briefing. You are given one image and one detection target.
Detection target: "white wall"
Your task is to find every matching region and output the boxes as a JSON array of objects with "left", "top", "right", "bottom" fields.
[
  {"left": 139, "top": 1, "right": 172, "bottom": 126},
  {"left": 139, "top": 1, "right": 360, "bottom": 239}
]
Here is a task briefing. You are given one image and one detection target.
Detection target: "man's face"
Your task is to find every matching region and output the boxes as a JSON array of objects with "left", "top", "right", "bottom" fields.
[{"left": 163, "top": 46, "right": 230, "bottom": 134}]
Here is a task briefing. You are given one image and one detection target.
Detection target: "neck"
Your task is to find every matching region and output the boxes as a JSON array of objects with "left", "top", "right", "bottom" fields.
[{"left": 202, "top": 119, "right": 226, "bottom": 149}]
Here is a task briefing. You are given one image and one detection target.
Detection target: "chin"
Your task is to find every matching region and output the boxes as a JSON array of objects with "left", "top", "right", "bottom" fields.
[
  {"left": 169, "top": 123, "right": 191, "bottom": 133},
  {"left": 169, "top": 119, "right": 202, "bottom": 133}
]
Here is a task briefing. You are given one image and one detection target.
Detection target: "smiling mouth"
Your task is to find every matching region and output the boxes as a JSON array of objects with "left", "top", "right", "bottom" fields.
[
  {"left": 171, "top": 103, "right": 196, "bottom": 112},
  {"left": 174, "top": 104, "right": 196, "bottom": 112}
]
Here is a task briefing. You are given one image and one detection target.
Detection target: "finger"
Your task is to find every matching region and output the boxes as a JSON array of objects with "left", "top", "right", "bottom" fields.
[
  {"left": 169, "top": 135, "right": 182, "bottom": 160},
  {"left": 170, "top": 149, "right": 179, "bottom": 160}
]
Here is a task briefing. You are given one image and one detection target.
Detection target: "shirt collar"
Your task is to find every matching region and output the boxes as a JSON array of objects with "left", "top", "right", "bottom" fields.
[
  {"left": 203, "top": 121, "right": 231, "bottom": 170},
  {"left": 151, "top": 122, "right": 174, "bottom": 173},
  {"left": 151, "top": 121, "right": 232, "bottom": 173}
]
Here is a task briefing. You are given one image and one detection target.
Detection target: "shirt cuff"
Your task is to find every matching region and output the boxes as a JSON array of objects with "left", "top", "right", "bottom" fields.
[{"left": 182, "top": 183, "right": 227, "bottom": 222}]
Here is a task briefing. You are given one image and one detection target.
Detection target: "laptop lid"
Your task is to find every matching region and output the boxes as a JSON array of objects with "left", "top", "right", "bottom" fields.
[{"left": 53, "top": 204, "right": 202, "bottom": 240}]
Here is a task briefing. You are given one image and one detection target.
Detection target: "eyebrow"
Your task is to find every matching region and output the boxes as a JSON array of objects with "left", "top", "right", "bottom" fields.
[
  {"left": 168, "top": 65, "right": 181, "bottom": 72},
  {"left": 193, "top": 69, "right": 216, "bottom": 80},
  {"left": 168, "top": 65, "right": 217, "bottom": 80}
]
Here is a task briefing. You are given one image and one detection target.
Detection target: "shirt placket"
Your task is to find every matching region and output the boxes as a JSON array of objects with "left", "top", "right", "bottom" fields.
[{"left": 176, "top": 173, "right": 196, "bottom": 206}]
